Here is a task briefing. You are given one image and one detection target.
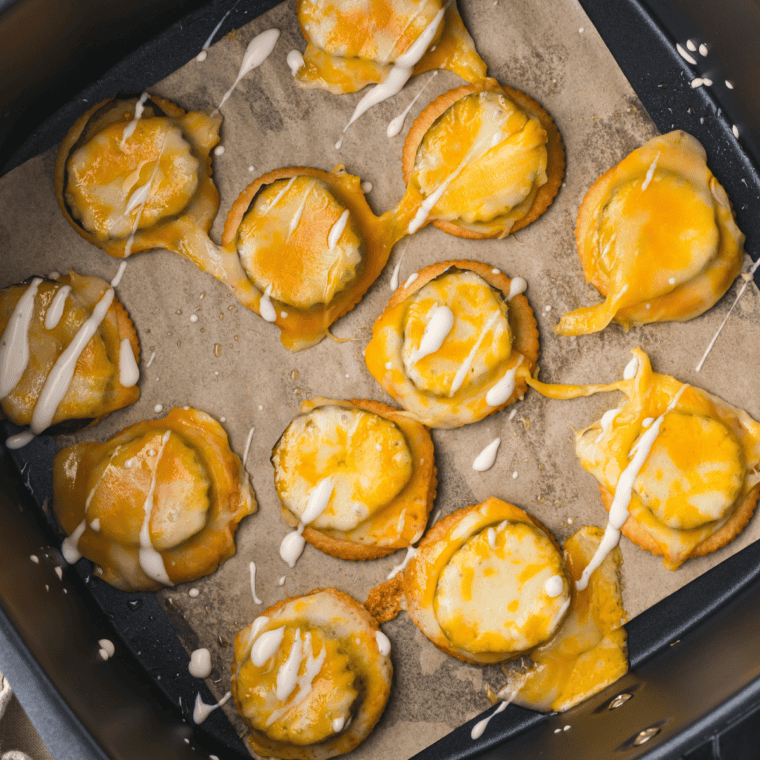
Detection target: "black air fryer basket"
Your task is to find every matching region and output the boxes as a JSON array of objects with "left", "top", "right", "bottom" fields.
[{"left": 0, "top": 1, "right": 759, "bottom": 759}]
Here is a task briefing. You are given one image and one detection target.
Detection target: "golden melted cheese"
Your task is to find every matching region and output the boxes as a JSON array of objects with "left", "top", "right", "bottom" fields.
[
  {"left": 237, "top": 176, "right": 363, "bottom": 310},
  {"left": 410, "top": 91, "right": 548, "bottom": 233},
  {"left": 503, "top": 526, "right": 627, "bottom": 713},
  {"left": 402, "top": 271, "right": 511, "bottom": 395},
  {"left": 273, "top": 405, "right": 413, "bottom": 531},
  {"left": 434, "top": 521, "right": 570, "bottom": 656},
  {"left": 529, "top": 349, "right": 760, "bottom": 569},
  {"left": 294, "top": 0, "right": 487, "bottom": 94},
  {"left": 558, "top": 131, "right": 744, "bottom": 335},
  {"left": 66, "top": 118, "right": 199, "bottom": 240}
]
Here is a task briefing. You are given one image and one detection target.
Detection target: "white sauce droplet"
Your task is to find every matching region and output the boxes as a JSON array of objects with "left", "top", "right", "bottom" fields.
[
  {"left": 676, "top": 43, "right": 697, "bottom": 65},
  {"left": 215, "top": 28, "right": 281, "bottom": 113},
  {"left": 623, "top": 356, "right": 639, "bottom": 380},
  {"left": 597, "top": 407, "right": 623, "bottom": 442},
  {"left": 486, "top": 358, "right": 523, "bottom": 407},
  {"left": 98, "top": 639, "right": 115, "bottom": 659},
  {"left": 733, "top": 124, "right": 740, "bottom": 139},
  {"left": 188, "top": 648, "right": 213, "bottom": 679},
  {"left": 286, "top": 49, "right": 304, "bottom": 76},
  {"left": 327, "top": 210, "right": 350, "bottom": 250},
  {"left": 375, "top": 630, "right": 391, "bottom": 656},
  {"left": 410, "top": 305, "right": 454, "bottom": 364},
  {"left": 332, "top": 716, "right": 345, "bottom": 733},
  {"left": 278, "top": 576, "right": 286, "bottom": 586},
  {"left": 577, "top": 385, "right": 689, "bottom": 590},
  {"left": 145, "top": 351, "right": 156, "bottom": 368},
  {"left": 507, "top": 277, "right": 527, "bottom": 301},
  {"left": 242, "top": 425, "right": 255, "bottom": 468},
  {"left": 470, "top": 701, "right": 508, "bottom": 740},
  {"left": 389, "top": 241, "right": 410, "bottom": 290},
  {"left": 90, "top": 518, "right": 101, "bottom": 532},
  {"left": 193, "top": 691, "right": 232, "bottom": 724},
  {"left": 118, "top": 338, "right": 140, "bottom": 387},
  {"left": 189, "top": 588, "right": 200, "bottom": 598},
  {"left": 44, "top": 285, "right": 71, "bottom": 330},
  {"left": 197, "top": 2, "right": 237, "bottom": 62},
  {"left": 54, "top": 566, "right": 63, "bottom": 581},
  {"left": 62, "top": 519, "right": 87, "bottom": 564},
  {"left": 249, "top": 561, "right": 263, "bottom": 605},
  {"left": 686, "top": 39, "right": 697, "bottom": 52},
  {"left": 641, "top": 152, "right": 660, "bottom": 191},
  {"left": 276, "top": 628, "right": 303, "bottom": 702},
  {"left": 387, "top": 546, "right": 417, "bottom": 579},
  {"left": 279, "top": 529, "right": 306, "bottom": 568},
  {"left": 0, "top": 278, "right": 43, "bottom": 399},
  {"left": 404, "top": 272, "right": 419, "bottom": 289},
  {"left": 386, "top": 71, "right": 438, "bottom": 137},
  {"left": 361, "top": 181, "right": 373, "bottom": 193},
  {"left": 699, "top": 43, "right": 709, "bottom": 57},
  {"left": 30, "top": 555, "right": 39, "bottom": 564},
  {"left": 6, "top": 430, "right": 35, "bottom": 449},
  {"left": 259, "top": 285, "right": 277, "bottom": 322},
  {"left": 473, "top": 437, "right": 501, "bottom": 472},
  {"left": 251, "top": 627, "right": 285, "bottom": 666},
  {"left": 544, "top": 575, "right": 564, "bottom": 597},
  {"left": 337, "top": 6, "right": 447, "bottom": 143}
]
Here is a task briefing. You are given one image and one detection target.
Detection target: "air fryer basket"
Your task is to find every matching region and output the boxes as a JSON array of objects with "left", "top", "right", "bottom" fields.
[{"left": 0, "top": 1, "right": 759, "bottom": 759}]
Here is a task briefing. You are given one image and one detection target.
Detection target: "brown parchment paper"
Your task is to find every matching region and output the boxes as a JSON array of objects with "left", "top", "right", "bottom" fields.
[{"left": 1, "top": 0, "right": 759, "bottom": 757}]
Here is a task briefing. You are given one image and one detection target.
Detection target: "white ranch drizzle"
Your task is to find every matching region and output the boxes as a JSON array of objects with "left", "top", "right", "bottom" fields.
[
  {"left": 623, "top": 355, "right": 639, "bottom": 380},
  {"left": 61, "top": 519, "right": 87, "bottom": 564},
  {"left": 387, "top": 546, "right": 417, "bottom": 579},
  {"left": 375, "top": 630, "right": 391, "bottom": 656},
  {"left": 196, "top": 0, "right": 240, "bottom": 62},
  {"left": 138, "top": 430, "right": 173, "bottom": 586},
  {"left": 44, "top": 285, "right": 71, "bottom": 330},
  {"left": 188, "top": 648, "right": 213, "bottom": 679},
  {"left": 246, "top": 615, "right": 270, "bottom": 648},
  {"left": 696, "top": 258, "right": 760, "bottom": 372},
  {"left": 121, "top": 92, "right": 149, "bottom": 142},
  {"left": 214, "top": 28, "right": 280, "bottom": 113},
  {"left": 119, "top": 338, "right": 140, "bottom": 387},
  {"left": 276, "top": 628, "right": 303, "bottom": 701},
  {"left": 124, "top": 183, "right": 152, "bottom": 216},
  {"left": 387, "top": 71, "right": 438, "bottom": 137},
  {"left": 286, "top": 49, "right": 304, "bottom": 76},
  {"left": 193, "top": 691, "right": 232, "bottom": 724},
  {"left": 335, "top": 4, "right": 449, "bottom": 148},
  {"left": 472, "top": 437, "right": 501, "bottom": 472},
  {"left": 641, "top": 152, "right": 660, "bottom": 191},
  {"left": 242, "top": 425, "right": 255, "bottom": 467},
  {"left": 507, "top": 277, "right": 527, "bottom": 301},
  {"left": 544, "top": 575, "right": 564, "bottom": 597},
  {"left": 251, "top": 627, "right": 285, "bottom": 666},
  {"left": 676, "top": 43, "right": 697, "bottom": 65},
  {"left": 0, "top": 277, "right": 42, "bottom": 398},
  {"left": 288, "top": 182, "right": 313, "bottom": 235},
  {"left": 264, "top": 176, "right": 297, "bottom": 214},
  {"left": 486, "top": 356, "right": 523, "bottom": 407},
  {"left": 410, "top": 305, "right": 454, "bottom": 364},
  {"left": 259, "top": 285, "right": 277, "bottom": 322},
  {"left": 470, "top": 701, "right": 508, "bottom": 740},
  {"left": 487, "top": 527, "right": 497, "bottom": 549},
  {"left": 450, "top": 310, "right": 501, "bottom": 396},
  {"left": 279, "top": 478, "right": 334, "bottom": 568},
  {"left": 90, "top": 518, "right": 101, "bottom": 531},
  {"left": 249, "top": 560, "right": 263, "bottom": 605},
  {"left": 597, "top": 406, "right": 623, "bottom": 442},
  {"left": 576, "top": 384, "right": 689, "bottom": 590},
  {"left": 6, "top": 431, "right": 35, "bottom": 450},
  {"left": 332, "top": 717, "right": 346, "bottom": 733},
  {"left": 327, "top": 210, "right": 350, "bottom": 250},
  {"left": 404, "top": 272, "right": 419, "bottom": 288}
]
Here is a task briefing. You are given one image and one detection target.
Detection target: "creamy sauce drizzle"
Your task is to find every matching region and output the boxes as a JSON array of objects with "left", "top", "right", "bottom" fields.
[
  {"left": 121, "top": 92, "right": 149, "bottom": 142},
  {"left": 138, "top": 430, "right": 173, "bottom": 586},
  {"left": 450, "top": 311, "right": 501, "bottom": 396},
  {"left": 119, "top": 338, "right": 140, "bottom": 387},
  {"left": 544, "top": 575, "right": 564, "bottom": 597},
  {"left": 472, "top": 437, "right": 501, "bottom": 472},
  {"left": 249, "top": 560, "right": 263, "bottom": 605},
  {"left": 597, "top": 406, "right": 623, "bottom": 442},
  {"left": 196, "top": 0, "right": 239, "bottom": 62},
  {"left": 387, "top": 546, "right": 417, "bottom": 579},
  {"left": 375, "top": 630, "right": 391, "bottom": 656},
  {"left": 276, "top": 628, "right": 303, "bottom": 701},
  {"left": 470, "top": 701, "right": 508, "bottom": 740},
  {"left": 507, "top": 277, "right": 527, "bottom": 301},
  {"left": 259, "top": 285, "right": 277, "bottom": 322},
  {"left": 387, "top": 71, "right": 438, "bottom": 138},
  {"left": 242, "top": 425, "right": 255, "bottom": 467},
  {"left": 641, "top": 152, "right": 660, "bottom": 191},
  {"left": 214, "top": 28, "right": 280, "bottom": 113},
  {"left": 327, "top": 210, "right": 350, "bottom": 250},
  {"left": 44, "top": 285, "right": 71, "bottom": 330},
  {"left": 251, "top": 627, "right": 285, "bottom": 666},
  {"left": 404, "top": 272, "right": 419, "bottom": 288},
  {"left": 193, "top": 691, "right": 231, "bottom": 724},
  {"left": 410, "top": 305, "right": 454, "bottom": 364},
  {"left": 336, "top": 4, "right": 448, "bottom": 146},
  {"left": 0, "top": 278, "right": 42, "bottom": 399},
  {"left": 279, "top": 477, "right": 334, "bottom": 568},
  {"left": 390, "top": 242, "right": 410, "bottom": 291},
  {"left": 623, "top": 355, "right": 639, "bottom": 380},
  {"left": 486, "top": 357, "right": 523, "bottom": 407},
  {"left": 577, "top": 384, "right": 689, "bottom": 590},
  {"left": 188, "top": 648, "right": 213, "bottom": 679},
  {"left": 286, "top": 49, "right": 304, "bottom": 76},
  {"left": 696, "top": 258, "right": 760, "bottom": 372},
  {"left": 6, "top": 431, "right": 35, "bottom": 449}
]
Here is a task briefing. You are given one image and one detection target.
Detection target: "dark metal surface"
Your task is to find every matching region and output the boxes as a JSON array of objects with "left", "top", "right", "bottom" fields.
[{"left": 0, "top": 1, "right": 759, "bottom": 759}]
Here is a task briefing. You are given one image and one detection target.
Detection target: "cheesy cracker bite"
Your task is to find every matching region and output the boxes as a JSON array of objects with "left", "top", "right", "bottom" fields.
[
  {"left": 273, "top": 398, "right": 436, "bottom": 562},
  {"left": 365, "top": 260, "right": 538, "bottom": 428},
  {"left": 558, "top": 131, "right": 744, "bottom": 336}
]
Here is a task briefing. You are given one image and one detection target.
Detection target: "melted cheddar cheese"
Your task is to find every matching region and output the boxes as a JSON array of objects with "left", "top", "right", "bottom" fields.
[
  {"left": 294, "top": 0, "right": 487, "bottom": 94},
  {"left": 558, "top": 131, "right": 744, "bottom": 335}
]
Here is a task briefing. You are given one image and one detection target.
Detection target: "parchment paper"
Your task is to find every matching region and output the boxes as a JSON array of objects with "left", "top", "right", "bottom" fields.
[{"left": 1, "top": 1, "right": 759, "bottom": 757}]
